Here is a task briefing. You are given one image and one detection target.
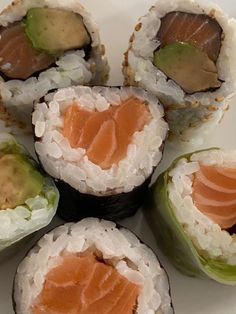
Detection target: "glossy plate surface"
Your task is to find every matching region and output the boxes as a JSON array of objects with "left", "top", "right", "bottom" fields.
[{"left": 0, "top": 1, "right": 236, "bottom": 313}]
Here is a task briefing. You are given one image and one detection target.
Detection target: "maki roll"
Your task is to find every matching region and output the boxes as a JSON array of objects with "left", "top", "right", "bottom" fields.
[
  {"left": 0, "top": 133, "right": 59, "bottom": 256},
  {"left": 33, "top": 85, "right": 168, "bottom": 221},
  {"left": 146, "top": 148, "right": 236, "bottom": 284},
  {"left": 123, "top": 0, "right": 236, "bottom": 145},
  {"left": 13, "top": 218, "right": 173, "bottom": 314},
  {"left": 0, "top": 0, "right": 109, "bottom": 126}
]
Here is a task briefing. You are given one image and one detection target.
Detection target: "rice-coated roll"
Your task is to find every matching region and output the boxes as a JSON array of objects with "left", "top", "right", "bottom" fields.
[
  {"left": 13, "top": 218, "right": 173, "bottom": 314},
  {"left": 0, "top": 0, "right": 109, "bottom": 126},
  {"left": 33, "top": 85, "right": 168, "bottom": 221},
  {"left": 123, "top": 0, "right": 236, "bottom": 146},
  {"left": 145, "top": 148, "right": 236, "bottom": 285},
  {"left": 0, "top": 133, "right": 59, "bottom": 255}
]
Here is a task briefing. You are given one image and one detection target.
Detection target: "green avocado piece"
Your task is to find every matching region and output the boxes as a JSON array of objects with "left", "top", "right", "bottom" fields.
[
  {"left": 154, "top": 42, "right": 221, "bottom": 94},
  {"left": 0, "top": 154, "right": 44, "bottom": 210},
  {"left": 25, "top": 8, "right": 91, "bottom": 55}
]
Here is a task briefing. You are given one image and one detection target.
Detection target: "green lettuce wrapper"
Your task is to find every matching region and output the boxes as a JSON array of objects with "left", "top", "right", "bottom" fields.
[
  {"left": 0, "top": 134, "right": 59, "bottom": 257},
  {"left": 144, "top": 151, "right": 236, "bottom": 285}
]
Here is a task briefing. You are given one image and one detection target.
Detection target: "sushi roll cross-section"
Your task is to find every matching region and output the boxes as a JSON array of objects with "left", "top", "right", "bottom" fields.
[
  {"left": 0, "top": 0, "right": 109, "bottom": 127},
  {"left": 145, "top": 148, "right": 236, "bottom": 284},
  {"left": 123, "top": 0, "right": 236, "bottom": 145},
  {"left": 33, "top": 85, "right": 168, "bottom": 221},
  {"left": 13, "top": 218, "right": 173, "bottom": 314},
  {"left": 0, "top": 133, "right": 59, "bottom": 256}
]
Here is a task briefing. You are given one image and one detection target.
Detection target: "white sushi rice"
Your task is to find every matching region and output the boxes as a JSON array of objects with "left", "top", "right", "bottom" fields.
[
  {"left": 168, "top": 149, "right": 236, "bottom": 265},
  {"left": 124, "top": 0, "right": 236, "bottom": 145},
  {"left": 0, "top": 0, "right": 109, "bottom": 122},
  {"left": 0, "top": 133, "right": 59, "bottom": 252},
  {"left": 33, "top": 86, "right": 168, "bottom": 196},
  {"left": 14, "top": 218, "right": 173, "bottom": 314}
]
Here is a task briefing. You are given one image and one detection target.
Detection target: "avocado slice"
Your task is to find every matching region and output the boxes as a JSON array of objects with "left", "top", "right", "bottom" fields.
[
  {"left": 0, "top": 154, "right": 44, "bottom": 210},
  {"left": 25, "top": 8, "right": 91, "bottom": 55},
  {"left": 154, "top": 42, "right": 221, "bottom": 94}
]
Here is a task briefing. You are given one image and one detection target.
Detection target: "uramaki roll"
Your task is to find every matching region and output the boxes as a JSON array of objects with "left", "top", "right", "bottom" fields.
[
  {"left": 13, "top": 218, "right": 173, "bottom": 314},
  {"left": 33, "top": 85, "right": 168, "bottom": 221},
  {"left": 123, "top": 0, "right": 236, "bottom": 145},
  {"left": 0, "top": 133, "right": 59, "bottom": 257},
  {"left": 0, "top": 0, "right": 109, "bottom": 126},
  {"left": 145, "top": 148, "right": 236, "bottom": 284}
]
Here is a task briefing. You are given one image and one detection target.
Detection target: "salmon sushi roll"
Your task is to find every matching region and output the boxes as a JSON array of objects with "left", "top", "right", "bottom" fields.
[
  {"left": 123, "top": 0, "right": 236, "bottom": 146},
  {"left": 0, "top": 133, "right": 59, "bottom": 260},
  {"left": 0, "top": 0, "right": 109, "bottom": 130},
  {"left": 33, "top": 85, "right": 168, "bottom": 221},
  {"left": 146, "top": 148, "right": 236, "bottom": 284},
  {"left": 13, "top": 218, "right": 173, "bottom": 314}
]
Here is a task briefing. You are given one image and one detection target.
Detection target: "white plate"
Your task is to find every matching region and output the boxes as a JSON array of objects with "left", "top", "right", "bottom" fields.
[{"left": 1, "top": 1, "right": 236, "bottom": 313}]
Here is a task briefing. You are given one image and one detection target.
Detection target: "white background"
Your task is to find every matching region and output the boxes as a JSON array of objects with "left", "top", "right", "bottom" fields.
[{"left": 1, "top": 1, "right": 236, "bottom": 313}]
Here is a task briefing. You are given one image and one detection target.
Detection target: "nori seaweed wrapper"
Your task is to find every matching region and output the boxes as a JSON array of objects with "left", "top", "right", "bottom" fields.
[{"left": 56, "top": 175, "right": 152, "bottom": 222}]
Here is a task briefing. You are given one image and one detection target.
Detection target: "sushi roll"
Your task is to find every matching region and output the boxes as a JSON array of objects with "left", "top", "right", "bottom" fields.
[
  {"left": 0, "top": 0, "right": 109, "bottom": 126},
  {"left": 0, "top": 133, "right": 59, "bottom": 257},
  {"left": 145, "top": 148, "right": 236, "bottom": 284},
  {"left": 33, "top": 85, "right": 168, "bottom": 221},
  {"left": 123, "top": 0, "right": 236, "bottom": 145},
  {"left": 13, "top": 218, "right": 173, "bottom": 314}
]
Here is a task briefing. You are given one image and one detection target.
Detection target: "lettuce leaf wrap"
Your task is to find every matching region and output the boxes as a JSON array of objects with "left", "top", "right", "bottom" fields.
[
  {"left": 145, "top": 150, "right": 236, "bottom": 285},
  {"left": 0, "top": 133, "right": 59, "bottom": 257}
]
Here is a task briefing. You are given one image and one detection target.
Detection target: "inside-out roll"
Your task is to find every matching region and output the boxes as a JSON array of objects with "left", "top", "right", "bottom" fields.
[
  {"left": 33, "top": 85, "right": 168, "bottom": 221},
  {"left": 146, "top": 148, "right": 236, "bottom": 284},
  {"left": 0, "top": 0, "right": 109, "bottom": 126},
  {"left": 13, "top": 218, "right": 173, "bottom": 314},
  {"left": 123, "top": 0, "right": 236, "bottom": 145},
  {"left": 0, "top": 133, "right": 59, "bottom": 256}
]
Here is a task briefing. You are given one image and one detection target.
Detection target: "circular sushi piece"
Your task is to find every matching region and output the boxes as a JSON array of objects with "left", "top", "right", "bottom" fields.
[
  {"left": 33, "top": 85, "right": 168, "bottom": 221},
  {"left": 123, "top": 0, "right": 236, "bottom": 145},
  {"left": 0, "top": 133, "right": 59, "bottom": 256},
  {"left": 0, "top": 0, "right": 109, "bottom": 126},
  {"left": 13, "top": 218, "right": 173, "bottom": 314},
  {"left": 146, "top": 148, "right": 236, "bottom": 284}
]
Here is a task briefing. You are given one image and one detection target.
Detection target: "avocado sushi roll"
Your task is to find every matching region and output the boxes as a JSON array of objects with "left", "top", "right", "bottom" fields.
[
  {"left": 0, "top": 133, "right": 59, "bottom": 257},
  {"left": 13, "top": 218, "right": 173, "bottom": 314},
  {"left": 123, "top": 0, "right": 236, "bottom": 146},
  {"left": 0, "top": 0, "right": 109, "bottom": 127},
  {"left": 33, "top": 85, "right": 168, "bottom": 221},
  {"left": 146, "top": 148, "right": 236, "bottom": 285}
]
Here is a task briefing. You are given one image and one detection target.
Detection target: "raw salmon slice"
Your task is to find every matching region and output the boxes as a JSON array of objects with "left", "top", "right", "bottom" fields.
[
  {"left": 0, "top": 23, "right": 54, "bottom": 79},
  {"left": 32, "top": 252, "right": 140, "bottom": 314},
  {"left": 62, "top": 105, "right": 93, "bottom": 148},
  {"left": 157, "top": 11, "right": 222, "bottom": 62},
  {"left": 192, "top": 165, "right": 236, "bottom": 229},
  {"left": 86, "top": 119, "right": 118, "bottom": 169},
  {"left": 62, "top": 97, "right": 151, "bottom": 169}
]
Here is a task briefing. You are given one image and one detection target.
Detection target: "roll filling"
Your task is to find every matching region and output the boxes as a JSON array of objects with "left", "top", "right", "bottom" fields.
[{"left": 154, "top": 11, "right": 222, "bottom": 93}]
